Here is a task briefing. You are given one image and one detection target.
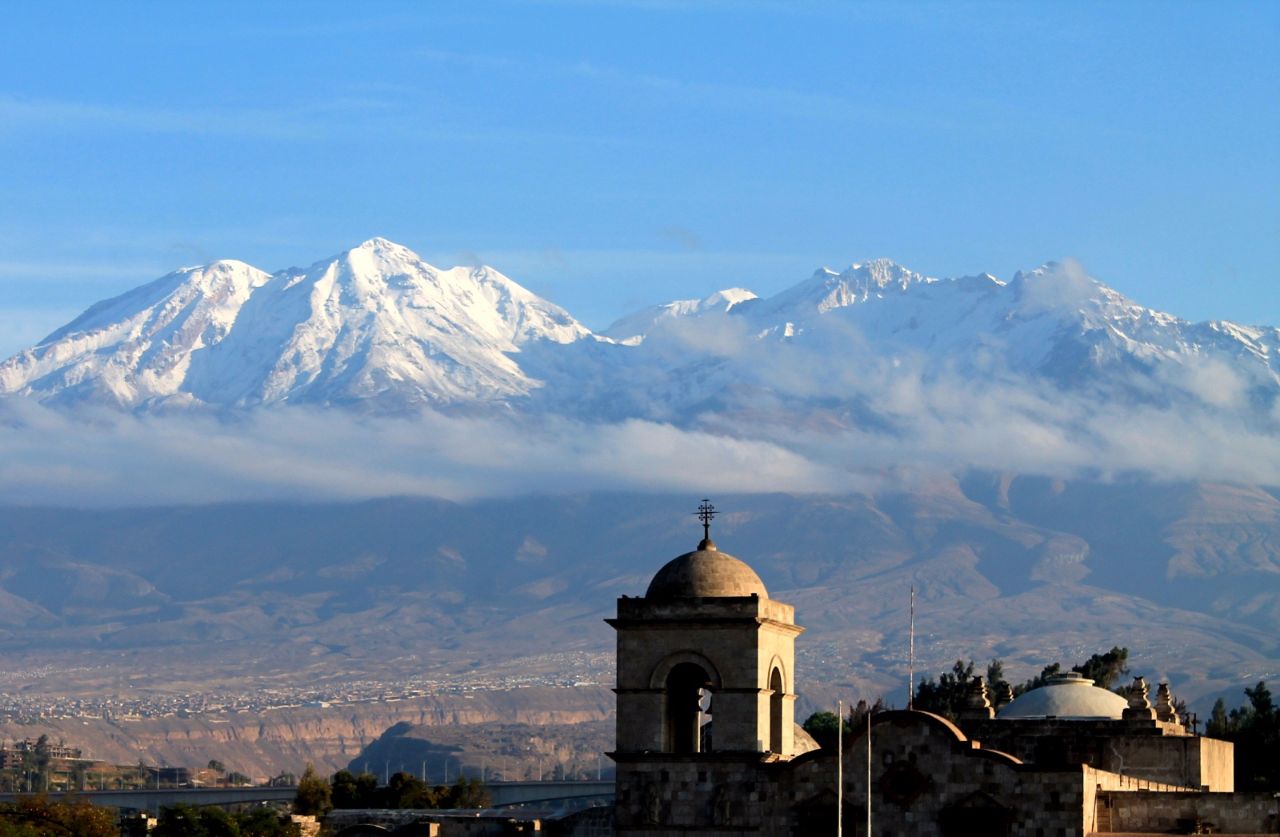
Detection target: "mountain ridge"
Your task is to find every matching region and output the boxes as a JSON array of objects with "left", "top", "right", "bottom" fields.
[{"left": 1, "top": 240, "right": 1277, "bottom": 472}]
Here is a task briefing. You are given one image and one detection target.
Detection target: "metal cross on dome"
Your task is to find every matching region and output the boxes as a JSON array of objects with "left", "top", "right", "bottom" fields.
[{"left": 694, "top": 499, "right": 717, "bottom": 540}]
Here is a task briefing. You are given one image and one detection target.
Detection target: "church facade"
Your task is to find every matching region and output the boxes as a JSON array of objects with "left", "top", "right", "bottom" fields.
[{"left": 604, "top": 517, "right": 1277, "bottom": 836}]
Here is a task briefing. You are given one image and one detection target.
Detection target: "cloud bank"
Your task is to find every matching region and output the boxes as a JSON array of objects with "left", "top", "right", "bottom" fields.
[{"left": 1, "top": 354, "right": 1276, "bottom": 508}]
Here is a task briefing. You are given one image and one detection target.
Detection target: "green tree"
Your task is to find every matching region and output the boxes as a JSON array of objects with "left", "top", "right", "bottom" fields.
[
  {"left": 233, "top": 808, "right": 299, "bottom": 837},
  {"left": 1199, "top": 681, "right": 1278, "bottom": 790},
  {"left": 1071, "top": 647, "right": 1130, "bottom": 690},
  {"left": 225, "top": 772, "right": 252, "bottom": 787},
  {"left": 439, "top": 777, "right": 490, "bottom": 809},
  {"left": 30, "top": 738, "right": 50, "bottom": 793},
  {"left": 0, "top": 796, "right": 117, "bottom": 837},
  {"left": 330, "top": 770, "right": 379, "bottom": 809},
  {"left": 383, "top": 772, "right": 436, "bottom": 809},
  {"left": 329, "top": 770, "right": 359, "bottom": 809},
  {"left": 153, "top": 804, "right": 218, "bottom": 837},
  {"left": 801, "top": 711, "right": 845, "bottom": 752},
  {"left": 1016, "top": 662, "right": 1062, "bottom": 695},
  {"left": 986, "top": 659, "right": 1011, "bottom": 700},
  {"left": 293, "top": 763, "right": 332, "bottom": 816},
  {"left": 1207, "top": 698, "right": 1231, "bottom": 737},
  {"left": 914, "top": 660, "right": 977, "bottom": 719},
  {"left": 847, "top": 697, "right": 887, "bottom": 736}
]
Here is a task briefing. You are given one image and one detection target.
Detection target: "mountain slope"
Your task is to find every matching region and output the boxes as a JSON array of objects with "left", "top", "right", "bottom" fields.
[
  {"left": 2, "top": 241, "right": 1277, "bottom": 429},
  {"left": 601, "top": 287, "right": 757, "bottom": 343},
  {"left": 0, "top": 486, "right": 1276, "bottom": 709},
  {"left": 0, "top": 238, "right": 589, "bottom": 409},
  {"left": 585, "top": 260, "right": 1280, "bottom": 425}
]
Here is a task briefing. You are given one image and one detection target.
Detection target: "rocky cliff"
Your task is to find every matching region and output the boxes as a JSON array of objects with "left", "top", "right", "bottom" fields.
[{"left": 0, "top": 686, "right": 613, "bottom": 779}]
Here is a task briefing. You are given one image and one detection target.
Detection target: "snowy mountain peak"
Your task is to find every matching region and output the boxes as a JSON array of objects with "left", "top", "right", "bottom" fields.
[
  {"left": 602, "top": 287, "right": 759, "bottom": 342},
  {"left": 0, "top": 239, "right": 589, "bottom": 409},
  {"left": 756, "top": 259, "right": 934, "bottom": 318},
  {"left": 3, "top": 247, "right": 1276, "bottom": 420},
  {"left": 356, "top": 236, "right": 402, "bottom": 251}
]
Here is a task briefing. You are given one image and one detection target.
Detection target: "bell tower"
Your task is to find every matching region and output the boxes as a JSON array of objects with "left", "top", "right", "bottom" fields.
[{"left": 607, "top": 502, "right": 804, "bottom": 832}]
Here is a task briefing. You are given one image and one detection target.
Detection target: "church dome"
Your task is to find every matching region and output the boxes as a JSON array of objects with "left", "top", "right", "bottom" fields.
[
  {"left": 645, "top": 539, "right": 769, "bottom": 600},
  {"left": 997, "top": 672, "right": 1128, "bottom": 720}
]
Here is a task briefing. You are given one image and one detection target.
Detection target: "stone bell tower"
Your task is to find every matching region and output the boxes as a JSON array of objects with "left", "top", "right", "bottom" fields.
[{"left": 607, "top": 502, "right": 804, "bottom": 833}]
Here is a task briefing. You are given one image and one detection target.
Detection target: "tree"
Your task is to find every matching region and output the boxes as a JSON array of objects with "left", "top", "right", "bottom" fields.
[
  {"left": 293, "top": 764, "right": 332, "bottom": 816},
  {"left": 1202, "top": 681, "right": 1278, "bottom": 790},
  {"left": 152, "top": 804, "right": 299, "bottom": 837},
  {"left": 914, "top": 660, "right": 976, "bottom": 720},
  {"left": 232, "top": 807, "right": 299, "bottom": 837},
  {"left": 439, "top": 777, "right": 490, "bottom": 809},
  {"left": 801, "top": 711, "right": 844, "bottom": 752},
  {"left": 1071, "top": 647, "right": 1129, "bottom": 690},
  {"left": 153, "top": 804, "right": 219, "bottom": 837},
  {"left": 847, "top": 697, "right": 887, "bottom": 734},
  {"left": 330, "top": 770, "right": 379, "bottom": 809},
  {"left": 1016, "top": 662, "right": 1061, "bottom": 696},
  {"left": 986, "top": 659, "right": 1011, "bottom": 700},
  {"left": 224, "top": 772, "right": 252, "bottom": 787},
  {"left": 329, "top": 770, "right": 359, "bottom": 809},
  {"left": 1207, "top": 698, "right": 1231, "bottom": 737},
  {"left": 802, "top": 699, "right": 886, "bottom": 752},
  {"left": 383, "top": 772, "right": 436, "bottom": 809},
  {"left": 31, "top": 738, "right": 50, "bottom": 793},
  {"left": 0, "top": 796, "right": 117, "bottom": 837}
]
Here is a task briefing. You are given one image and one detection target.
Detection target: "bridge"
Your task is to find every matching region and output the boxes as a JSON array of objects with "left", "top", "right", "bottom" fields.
[
  {"left": 486, "top": 779, "right": 613, "bottom": 808},
  {"left": 0, "top": 787, "right": 297, "bottom": 811},
  {"left": 0, "top": 780, "right": 614, "bottom": 811}
]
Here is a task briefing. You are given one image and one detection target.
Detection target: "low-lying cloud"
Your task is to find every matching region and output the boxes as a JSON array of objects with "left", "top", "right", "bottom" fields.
[
  {"left": 0, "top": 399, "right": 860, "bottom": 506},
  {"left": 1, "top": 356, "right": 1276, "bottom": 508}
]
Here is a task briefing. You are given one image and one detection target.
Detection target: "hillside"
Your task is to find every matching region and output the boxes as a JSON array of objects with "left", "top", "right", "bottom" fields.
[{"left": 0, "top": 485, "right": 1276, "bottom": 721}]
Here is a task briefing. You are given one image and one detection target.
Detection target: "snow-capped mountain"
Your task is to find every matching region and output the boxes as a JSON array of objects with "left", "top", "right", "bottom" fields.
[
  {"left": 745, "top": 258, "right": 936, "bottom": 321},
  {"left": 602, "top": 288, "right": 757, "bottom": 343},
  {"left": 2, "top": 239, "right": 1277, "bottom": 421},
  {"left": 0, "top": 238, "right": 589, "bottom": 409}
]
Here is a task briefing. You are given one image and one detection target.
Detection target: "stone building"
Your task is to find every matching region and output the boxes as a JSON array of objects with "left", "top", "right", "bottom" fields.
[{"left": 605, "top": 518, "right": 1278, "bottom": 836}]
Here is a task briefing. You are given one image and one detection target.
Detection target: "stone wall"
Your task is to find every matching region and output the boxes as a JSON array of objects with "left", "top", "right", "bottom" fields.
[
  {"left": 1102, "top": 789, "right": 1280, "bottom": 834},
  {"left": 966, "top": 718, "right": 1234, "bottom": 791},
  {"left": 614, "top": 753, "right": 774, "bottom": 833}
]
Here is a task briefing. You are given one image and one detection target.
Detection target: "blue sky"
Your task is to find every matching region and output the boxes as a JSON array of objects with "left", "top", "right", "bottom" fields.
[{"left": 1, "top": 1, "right": 1276, "bottom": 357}]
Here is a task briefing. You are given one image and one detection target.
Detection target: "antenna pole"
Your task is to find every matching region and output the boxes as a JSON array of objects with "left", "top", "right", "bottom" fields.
[
  {"left": 836, "top": 699, "right": 843, "bottom": 837},
  {"left": 908, "top": 584, "right": 916, "bottom": 710}
]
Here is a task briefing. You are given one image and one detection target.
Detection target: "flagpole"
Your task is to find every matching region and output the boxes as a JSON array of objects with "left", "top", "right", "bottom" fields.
[
  {"left": 908, "top": 584, "right": 915, "bottom": 710},
  {"left": 836, "top": 699, "right": 843, "bottom": 837},
  {"left": 866, "top": 708, "right": 872, "bottom": 837}
]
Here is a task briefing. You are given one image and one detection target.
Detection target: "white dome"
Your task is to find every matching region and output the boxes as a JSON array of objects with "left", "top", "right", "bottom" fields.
[{"left": 997, "top": 672, "right": 1128, "bottom": 720}]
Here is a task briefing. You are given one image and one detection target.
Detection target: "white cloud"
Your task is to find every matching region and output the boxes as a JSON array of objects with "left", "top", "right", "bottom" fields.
[
  {"left": 0, "top": 358, "right": 1276, "bottom": 510},
  {"left": 0, "top": 400, "right": 858, "bottom": 507},
  {"left": 1015, "top": 258, "right": 1100, "bottom": 315},
  {"left": 1163, "top": 355, "right": 1250, "bottom": 410}
]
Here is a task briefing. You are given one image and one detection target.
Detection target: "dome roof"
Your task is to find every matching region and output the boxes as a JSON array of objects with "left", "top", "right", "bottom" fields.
[
  {"left": 997, "top": 672, "right": 1128, "bottom": 720},
  {"left": 791, "top": 722, "right": 821, "bottom": 754},
  {"left": 645, "top": 539, "right": 769, "bottom": 600}
]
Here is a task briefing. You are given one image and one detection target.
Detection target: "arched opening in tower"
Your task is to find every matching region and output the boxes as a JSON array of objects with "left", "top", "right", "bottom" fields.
[
  {"left": 665, "top": 662, "right": 714, "bottom": 753},
  {"left": 769, "top": 666, "right": 785, "bottom": 753}
]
